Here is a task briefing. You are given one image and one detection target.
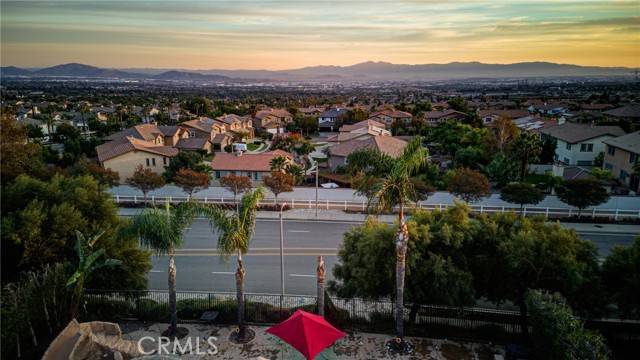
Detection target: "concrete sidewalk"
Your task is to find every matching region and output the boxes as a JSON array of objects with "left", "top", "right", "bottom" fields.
[{"left": 122, "top": 322, "right": 507, "bottom": 359}]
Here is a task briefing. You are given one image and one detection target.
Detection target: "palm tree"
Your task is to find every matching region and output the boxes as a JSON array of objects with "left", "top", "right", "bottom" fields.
[
  {"left": 348, "top": 137, "right": 429, "bottom": 348},
  {"left": 198, "top": 187, "right": 264, "bottom": 340},
  {"left": 125, "top": 201, "right": 200, "bottom": 337},
  {"left": 511, "top": 131, "right": 542, "bottom": 182},
  {"left": 67, "top": 230, "right": 122, "bottom": 319},
  {"left": 285, "top": 163, "right": 305, "bottom": 184},
  {"left": 269, "top": 155, "right": 288, "bottom": 171}
]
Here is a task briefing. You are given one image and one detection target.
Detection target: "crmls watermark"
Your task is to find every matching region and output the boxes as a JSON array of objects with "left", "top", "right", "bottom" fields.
[{"left": 138, "top": 336, "right": 219, "bottom": 355}]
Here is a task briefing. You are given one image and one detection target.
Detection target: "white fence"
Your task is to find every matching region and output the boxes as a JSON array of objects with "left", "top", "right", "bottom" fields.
[{"left": 112, "top": 195, "right": 640, "bottom": 220}]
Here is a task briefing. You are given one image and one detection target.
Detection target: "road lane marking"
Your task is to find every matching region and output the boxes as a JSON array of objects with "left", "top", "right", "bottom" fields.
[
  {"left": 211, "top": 272, "right": 235, "bottom": 275},
  {"left": 166, "top": 253, "right": 336, "bottom": 257},
  {"left": 149, "top": 270, "right": 164, "bottom": 273},
  {"left": 175, "top": 247, "right": 336, "bottom": 251},
  {"left": 288, "top": 230, "right": 310, "bottom": 233},
  {"left": 290, "top": 274, "right": 315, "bottom": 278}
]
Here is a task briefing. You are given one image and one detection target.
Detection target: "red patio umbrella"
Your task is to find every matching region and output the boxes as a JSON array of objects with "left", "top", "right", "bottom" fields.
[{"left": 266, "top": 309, "right": 346, "bottom": 360}]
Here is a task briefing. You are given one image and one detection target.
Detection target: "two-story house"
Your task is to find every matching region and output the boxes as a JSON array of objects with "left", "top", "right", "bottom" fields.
[
  {"left": 253, "top": 109, "right": 293, "bottom": 134},
  {"left": 317, "top": 108, "right": 346, "bottom": 131},
  {"left": 327, "top": 135, "right": 407, "bottom": 172},
  {"left": 215, "top": 114, "right": 255, "bottom": 140},
  {"left": 538, "top": 122, "right": 626, "bottom": 166},
  {"left": 369, "top": 110, "right": 413, "bottom": 124},
  {"left": 180, "top": 117, "right": 233, "bottom": 150},
  {"left": 97, "top": 136, "right": 179, "bottom": 181},
  {"left": 602, "top": 131, "right": 640, "bottom": 193}
]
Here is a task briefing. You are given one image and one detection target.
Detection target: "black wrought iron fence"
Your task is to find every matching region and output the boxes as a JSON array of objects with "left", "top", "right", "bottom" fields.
[{"left": 82, "top": 289, "right": 528, "bottom": 344}]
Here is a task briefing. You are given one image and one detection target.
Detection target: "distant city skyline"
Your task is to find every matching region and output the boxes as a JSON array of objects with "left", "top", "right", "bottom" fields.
[{"left": 1, "top": 1, "right": 638, "bottom": 70}]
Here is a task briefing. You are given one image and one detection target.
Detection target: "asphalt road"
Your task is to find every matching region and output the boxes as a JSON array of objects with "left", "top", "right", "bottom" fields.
[
  {"left": 148, "top": 219, "right": 354, "bottom": 295},
  {"left": 147, "top": 219, "right": 637, "bottom": 295}
]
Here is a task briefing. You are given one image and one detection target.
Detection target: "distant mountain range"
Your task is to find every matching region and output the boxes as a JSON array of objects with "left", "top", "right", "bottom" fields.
[{"left": 1, "top": 61, "right": 634, "bottom": 82}]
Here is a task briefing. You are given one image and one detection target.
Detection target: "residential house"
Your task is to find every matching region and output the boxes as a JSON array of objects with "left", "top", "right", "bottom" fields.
[
  {"left": 298, "top": 106, "right": 325, "bottom": 116},
  {"left": 96, "top": 136, "right": 178, "bottom": 182},
  {"left": 210, "top": 150, "right": 294, "bottom": 183},
  {"left": 215, "top": 114, "right": 255, "bottom": 140},
  {"left": 104, "top": 123, "right": 189, "bottom": 147},
  {"left": 327, "top": 136, "right": 407, "bottom": 172},
  {"left": 602, "top": 131, "right": 640, "bottom": 193},
  {"left": 131, "top": 106, "right": 160, "bottom": 123},
  {"left": 327, "top": 119, "right": 390, "bottom": 143},
  {"left": 538, "top": 122, "right": 626, "bottom": 166},
  {"left": 16, "top": 115, "right": 50, "bottom": 138},
  {"left": 91, "top": 106, "right": 116, "bottom": 121},
  {"left": 423, "top": 110, "right": 467, "bottom": 125},
  {"left": 581, "top": 104, "right": 615, "bottom": 113},
  {"left": 528, "top": 104, "right": 567, "bottom": 116},
  {"left": 479, "top": 109, "right": 531, "bottom": 126},
  {"left": 603, "top": 105, "right": 640, "bottom": 124},
  {"left": 180, "top": 117, "right": 233, "bottom": 150},
  {"left": 513, "top": 116, "right": 556, "bottom": 132},
  {"left": 253, "top": 109, "right": 293, "bottom": 134},
  {"left": 369, "top": 110, "right": 413, "bottom": 124},
  {"left": 317, "top": 108, "right": 346, "bottom": 130}
]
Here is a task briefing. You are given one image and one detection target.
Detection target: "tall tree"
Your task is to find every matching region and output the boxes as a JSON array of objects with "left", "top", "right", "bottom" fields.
[
  {"left": 445, "top": 167, "right": 491, "bottom": 203},
  {"left": 499, "top": 182, "right": 545, "bottom": 215},
  {"left": 346, "top": 137, "right": 429, "bottom": 348},
  {"left": 602, "top": 237, "right": 640, "bottom": 319},
  {"left": 198, "top": 188, "right": 264, "bottom": 340},
  {"left": 510, "top": 131, "right": 542, "bottom": 182},
  {"left": 285, "top": 163, "right": 305, "bottom": 184},
  {"left": 493, "top": 115, "right": 519, "bottom": 153},
  {"left": 0, "top": 110, "right": 43, "bottom": 183},
  {"left": 262, "top": 171, "right": 295, "bottom": 207},
  {"left": 555, "top": 178, "right": 611, "bottom": 218},
  {"left": 220, "top": 174, "right": 253, "bottom": 204},
  {"left": 125, "top": 164, "right": 165, "bottom": 204},
  {"left": 125, "top": 201, "right": 200, "bottom": 337},
  {"left": 174, "top": 168, "right": 209, "bottom": 199}
]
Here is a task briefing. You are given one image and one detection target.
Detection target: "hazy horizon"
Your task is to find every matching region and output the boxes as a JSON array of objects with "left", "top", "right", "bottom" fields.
[{"left": 2, "top": 1, "right": 639, "bottom": 71}]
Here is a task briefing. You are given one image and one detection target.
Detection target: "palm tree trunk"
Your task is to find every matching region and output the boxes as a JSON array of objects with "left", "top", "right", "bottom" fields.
[
  {"left": 168, "top": 250, "right": 178, "bottom": 337},
  {"left": 395, "top": 206, "right": 409, "bottom": 341},
  {"left": 235, "top": 252, "right": 246, "bottom": 336},
  {"left": 317, "top": 256, "right": 325, "bottom": 317}
]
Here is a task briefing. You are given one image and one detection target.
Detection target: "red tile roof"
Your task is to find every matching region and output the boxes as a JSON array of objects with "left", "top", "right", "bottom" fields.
[
  {"left": 210, "top": 150, "right": 293, "bottom": 172},
  {"left": 97, "top": 136, "right": 178, "bottom": 162}
]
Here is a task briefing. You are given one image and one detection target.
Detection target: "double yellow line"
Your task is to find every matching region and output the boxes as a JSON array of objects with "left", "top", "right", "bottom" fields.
[{"left": 168, "top": 247, "right": 338, "bottom": 257}]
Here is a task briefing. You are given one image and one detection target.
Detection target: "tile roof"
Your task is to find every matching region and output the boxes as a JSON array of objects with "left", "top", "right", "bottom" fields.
[
  {"left": 339, "top": 119, "right": 387, "bottom": 132},
  {"left": 603, "top": 131, "right": 640, "bottom": 154},
  {"left": 537, "top": 123, "right": 626, "bottom": 143},
  {"left": 319, "top": 108, "right": 347, "bottom": 118},
  {"left": 603, "top": 104, "right": 640, "bottom": 118},
  {"left": 104, "top": 124, "right": 165, "bottom": 142},
  {"left": 175, "top": 138, "right": 212, "bottom": 150},
  {"left": 329, "top": 136, "right": 407, "bottom": 157},
  {"left": 210, "top": 150, "right": 293, "bottom": 172},
  {"left": 479, "top": 109, "right": 531, "bottom": 119},
  {"left": 371, "top": 110, "right": 412, "bottom": 119},
  {"left": 97, "top": 136, "right": 178, "bottom": 162},
  {"left": 255, "top": 109, "right": 292, "bottom": 119}
]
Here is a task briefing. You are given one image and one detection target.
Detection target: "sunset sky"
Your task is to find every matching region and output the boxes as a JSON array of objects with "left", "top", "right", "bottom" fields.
[{"left": 1, "top": 0, "right": 639, "bottom": 70}]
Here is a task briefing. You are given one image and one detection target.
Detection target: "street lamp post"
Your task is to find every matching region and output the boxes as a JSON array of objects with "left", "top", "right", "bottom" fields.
[
  {"left": 279, "top": 203, "right": 286, "bottom": 297},
  {"left": 315, "top": 159, "right": 319, "bottom": 218}
]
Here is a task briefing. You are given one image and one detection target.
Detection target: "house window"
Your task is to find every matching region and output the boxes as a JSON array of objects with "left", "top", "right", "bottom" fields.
[
  {"left": 620, "top": 169, "right": 629, "bottom": 180},
  {"left": 577, "top": 160, "right": 592, "bottom": 166},
  {"left": 580, "top": 144, "right": 593, "bottom": 152},
  {"left": 247, "top": 172, "right": 252, "bottom": 180},
  {"left": 152, "top": 158, "right": 156, "bottom": 166},
  {"left": 604, "top": 163, "right": 613, "bottom": 170},
  {"left": 630, "top": 153, "right": 638, "bottom": 164},
  {"left": 566, "top": 143, "right": 572, "bottom": 150},
  {"left": 189, "top": 131, "right": 195, "bottom": 138},
  {"left": 163, "top": 157, "right": 167, "bottom": 165},
  {"left": 607, "top": 146, "right": 616, "bottom": 156},
  {"left": 563, "top": 157, "right": 571, "bottom": 165},
  {"left": 146, "top": 158, "right": 150, "bottom": 166},
  {"left": 255, "top": 172, "right": 262, "bottom": 181}
]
